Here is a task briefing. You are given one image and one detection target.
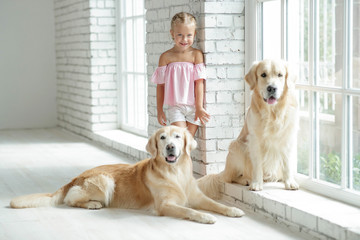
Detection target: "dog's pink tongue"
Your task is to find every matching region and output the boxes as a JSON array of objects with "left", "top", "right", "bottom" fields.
[
  {"left": 267, "top": 97, "right": 277, "bottom": 105},
  {"left": 167, "top": 156, "right": 176, "bottom": 161}
]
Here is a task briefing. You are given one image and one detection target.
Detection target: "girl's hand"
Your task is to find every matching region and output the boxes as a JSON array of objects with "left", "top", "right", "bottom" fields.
[
  {"left": 195, "top": 107, "right": 210, "bottom": 125},
  {"left": 157, "top": 110, "right": 167, "bottom": 126}
]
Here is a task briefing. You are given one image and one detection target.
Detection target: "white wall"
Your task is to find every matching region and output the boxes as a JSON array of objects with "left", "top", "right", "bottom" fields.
[{"left": 0, "top": 0, "right": 56, "bottom": 129}]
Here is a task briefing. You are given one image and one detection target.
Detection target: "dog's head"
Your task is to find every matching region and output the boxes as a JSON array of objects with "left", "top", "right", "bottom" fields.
[
  {"left": 245, "top": 59, "right": 296, "bottom": 105},
  {"left": 146, "top": 126, "right": 197, "bottom": 164}
]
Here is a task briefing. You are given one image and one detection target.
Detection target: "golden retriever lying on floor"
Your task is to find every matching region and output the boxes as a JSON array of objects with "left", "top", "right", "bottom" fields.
[
  {"left": 10, "top": 126, "right": 244, "bottom": 224},
  {"left": 198, "top": 59, "right": 299, "bottom": 198}
]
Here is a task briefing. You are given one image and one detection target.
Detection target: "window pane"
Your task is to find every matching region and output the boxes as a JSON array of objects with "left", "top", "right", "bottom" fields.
[
  {"left": 135, "top": 17, "right": 145, "bottom": 73},
  {"left": 126, "top": 74, "right": 134, "bottom": 125},
  {"left": 298, "top": 89, "right": 310, "bottom": 175},
  {"left": 126, "top": 19, "right": 134, "bottom": 72},
  {"left": 120, "top": 24, "right": 126, "bottom": 71},
  {"left": 353, "top": 2, "right": 360, "bottom": 89},
  {"left": 353, "top": 96, "right": 360, "bottom": 190},
  {"left": 118, "top": 0, "right": 147, "bottom": 135},
  {"left": 288, "top": 0, "right": 309, "bottom": 84},
  {"left": 121, "top": 73, "right": 128, "bottom": 122},
  {"left": 317, "top": 0, "right": 342, "bottom": 87},
  {"left": 319, "top": 93, "right": 342, "bottom": 185},
  {"left": 262, "top": 0, "right": 281, "bottom": 59},
  {"left": 136, "top": 74, "right": 146, "bottom": 129},
  {"left": 125, "top": 0, "right": 133, "bottom": 17},
  {"left": 134, "top": 0, "right": 144, "bottom": 16}
]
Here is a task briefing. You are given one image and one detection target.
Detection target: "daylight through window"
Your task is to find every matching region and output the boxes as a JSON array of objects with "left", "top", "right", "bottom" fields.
[
  {"left": 117, "top": 0, "right": 147, "bottom": 136},
  {"left": 249, "top": 0, "right": 360, "bottom": 207}
]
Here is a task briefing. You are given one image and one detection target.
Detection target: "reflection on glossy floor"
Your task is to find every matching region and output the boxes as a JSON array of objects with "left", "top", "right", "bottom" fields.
[{"left": 0, "top": 128, "right": 309, "bottom": 240}]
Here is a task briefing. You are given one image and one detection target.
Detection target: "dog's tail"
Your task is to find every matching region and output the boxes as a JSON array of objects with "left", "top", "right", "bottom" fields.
[
  {"left": 197, "top": 171, "right": 225, "bottom": 200},
  {"left": 10, "top": 187, "right": 66, "bottom": 208}
]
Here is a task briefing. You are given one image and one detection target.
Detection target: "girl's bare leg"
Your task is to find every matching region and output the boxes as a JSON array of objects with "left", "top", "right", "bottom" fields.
[
  {"left": 171, "top": 121, "right": 198, "bottom": 137},
  {"left": 186, "top": 122, "right": 199, "bottom": 137},
  {"left": 171, "top": 121, "right": 187, "bottom": 128}
]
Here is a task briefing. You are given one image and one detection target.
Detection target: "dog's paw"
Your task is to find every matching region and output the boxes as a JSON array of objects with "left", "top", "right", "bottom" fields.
[
  {"left": 249, "top": 181, "right": 263, "bottom": 191},
  {"left": 86, "top": 201, "right": 103, "bottom": 210},
  {"left": 225, "top": 207, "right": 245, "bottom": 217},
  {"left": 235, "top": 177, "right": 250, "bottom": 186},
  {"left": 192, "top": 213, "right": 217, "bottom": 224},
  {"left": 284, "top": 179, "right": 299, "bottom": 190}
]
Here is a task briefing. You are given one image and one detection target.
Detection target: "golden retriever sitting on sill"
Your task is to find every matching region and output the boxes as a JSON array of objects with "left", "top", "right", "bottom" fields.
[
  {"left": 10, "top": 126, "right": 244, "bottom": 224},
  {"left": 198, "top": 59, "right": 299, "bottom": 199}
]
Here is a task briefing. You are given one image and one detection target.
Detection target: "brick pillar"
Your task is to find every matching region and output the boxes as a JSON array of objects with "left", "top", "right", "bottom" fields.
[
  {"left": 55, "top": 0, "right": 117, "bottom": 139},
  {"left": 146, "top": 0, "right": 246, "bottom": 175}
]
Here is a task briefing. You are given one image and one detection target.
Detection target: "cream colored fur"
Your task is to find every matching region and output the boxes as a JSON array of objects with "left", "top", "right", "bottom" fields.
[
  {"left": 10, "top": 126, "right": 244, "bottom": 224},
  {"left": 198, "top": 59, "right": 299, "bottom": 199}
]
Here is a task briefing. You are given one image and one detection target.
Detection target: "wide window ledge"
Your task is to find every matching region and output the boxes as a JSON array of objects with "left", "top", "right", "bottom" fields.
[
  {"left": 220, "top": 182, "right": 360, "bottom": 240},
  {"left": 93, "top": 129, "right": 149, "bottom": 161}
]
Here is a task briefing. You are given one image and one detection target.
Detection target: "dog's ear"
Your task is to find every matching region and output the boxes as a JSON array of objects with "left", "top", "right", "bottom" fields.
[
  {"left": 285, "top": 62, "right": 297, "bottom": 90},
  {"left": 146, "top": 132, "right": 157, "bottom": 158},
  {"left": 245, "top": 61, "right": 259, "bottom": 90},
  {"left": 184, "top": 129, "right": 197, "bottom": 156}
]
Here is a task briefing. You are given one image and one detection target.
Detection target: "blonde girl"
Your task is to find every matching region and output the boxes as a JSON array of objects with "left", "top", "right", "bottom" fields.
[{"left": 150, "top": 12, "right": 210, "bottom": 136}]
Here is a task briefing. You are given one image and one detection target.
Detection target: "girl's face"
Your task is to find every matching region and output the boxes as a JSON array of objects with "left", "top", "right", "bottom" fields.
[{"left": 170, "top": 23, "right": 196, "bottom": 51}]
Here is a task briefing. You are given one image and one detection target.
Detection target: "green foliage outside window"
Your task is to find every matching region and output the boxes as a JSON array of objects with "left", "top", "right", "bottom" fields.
[
  {"left": 320, "top": 151, "right": 360, "bottom": 191},
  {"left": 320, "top": 151, "right": 341, "bottom": 185},
  {"left": 298, "top": 149, "right": 360, "bottom": 191},
  {"left": 353, "top": 154, "right": 360, "bottom": 191}
]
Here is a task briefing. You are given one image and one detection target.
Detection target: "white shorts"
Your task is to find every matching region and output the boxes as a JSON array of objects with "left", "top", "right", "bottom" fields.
[{"left": 167, "top": 105, "right": 201, "bottom": 126}]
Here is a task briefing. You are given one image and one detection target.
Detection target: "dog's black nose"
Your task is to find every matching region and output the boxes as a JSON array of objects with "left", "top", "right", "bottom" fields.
[
  {"left": 267, "top": 86, "right": 277, "bottom": 94},
  {"left": 166, "top": 143, "right": 175, "bottom": 151}
]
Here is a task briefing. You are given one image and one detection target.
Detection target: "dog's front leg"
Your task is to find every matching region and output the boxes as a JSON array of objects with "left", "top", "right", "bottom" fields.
[
  {"left": 157, "top": 201, "right": 217, "bottom": 224},
  {"left": 189, "top": 188, "right": 245, "bottom": 217},
  {"left": 282, "top": 144, "right": 299, "bottom": 190},
  {"left": 249, "top": 164, "right": 264, "bottom": 191},
  {"left": 249, "top": 146, "right": 264, "bottom": 191}
]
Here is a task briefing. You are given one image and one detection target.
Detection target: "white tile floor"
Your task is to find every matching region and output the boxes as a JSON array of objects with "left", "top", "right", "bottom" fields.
[{"left": 0, "top": 128, "right": 310, "bottom": 240}]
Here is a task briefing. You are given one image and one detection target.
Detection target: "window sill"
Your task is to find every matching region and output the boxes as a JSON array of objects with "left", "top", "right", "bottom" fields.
[
  {"left": 93, "top": 129, "right": 149, "bottom": 161},
  {"left": 220, "top": 182, "right": 360, "bottom": 240},
  {"left": 92, "top": 130, "right": 360, "bottom": 239}
]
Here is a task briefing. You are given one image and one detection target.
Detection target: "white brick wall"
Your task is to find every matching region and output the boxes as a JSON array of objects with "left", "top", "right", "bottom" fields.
[
  {"left": 146, "top": 0, "right": 246, "bottom": 175},
  {"left": 54, "top": 0, "right": 148, "bottom": 162},
  {"left": 200, "top": 1, "right": 245, "bottom": 175},
  {"left": 55, "top": 0, "right": 117, "bottom": 138}
]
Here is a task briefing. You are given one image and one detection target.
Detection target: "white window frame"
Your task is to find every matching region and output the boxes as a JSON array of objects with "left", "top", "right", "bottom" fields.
[
  {"left": 245, "top": 0, "right": 360, "bottom": 207},
  {"left": 116, "top": 0, "right": 147, "bottom": 136}
]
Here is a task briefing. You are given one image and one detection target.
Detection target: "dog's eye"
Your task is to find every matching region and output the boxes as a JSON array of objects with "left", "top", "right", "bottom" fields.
[
  {"left": 278, "top": 73, "right": 283, "bottom": 77},
  {"left": 160, "top": 136, "right": 166, "bottom": 140},
  {"left": 175, "top": 135, "right": 181, "bottom": 139},
  {"left": 261, "top": 73, "right": 267, "bottom": 78}
]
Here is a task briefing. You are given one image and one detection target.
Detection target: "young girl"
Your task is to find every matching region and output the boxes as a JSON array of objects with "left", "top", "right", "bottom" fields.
[{"left": 151, "top": 12, "right": 210, "bottom": 136}]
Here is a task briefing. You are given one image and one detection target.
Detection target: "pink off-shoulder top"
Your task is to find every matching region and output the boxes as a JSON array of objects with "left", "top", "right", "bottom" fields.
[{"left": 150, "top": 62, "right": 206, "bottom": 106}]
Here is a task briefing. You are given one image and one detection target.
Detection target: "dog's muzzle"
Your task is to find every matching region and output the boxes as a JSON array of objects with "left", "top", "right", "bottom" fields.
[
  {"left": 165, "top": 143, "right": 178, "bottom": 163},
  {"left": 263, "top": 85, "right": 278, "bottom": 105}
]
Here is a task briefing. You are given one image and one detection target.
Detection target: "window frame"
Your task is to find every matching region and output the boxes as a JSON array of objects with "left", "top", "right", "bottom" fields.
[
  {"left": 245, "top": 0, "right": 360, "bottom": 207},
  {"left": 116, "top": 0, "right": 148, "bottom": 137}
]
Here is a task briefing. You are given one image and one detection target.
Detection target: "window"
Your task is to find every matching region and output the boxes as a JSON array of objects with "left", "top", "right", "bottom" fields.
[
  {"left": 246, "top": 0, "right": 360, "bottom": 207},
  {"left": 116, "top": 0, "right": 147, "bottom": 136}
]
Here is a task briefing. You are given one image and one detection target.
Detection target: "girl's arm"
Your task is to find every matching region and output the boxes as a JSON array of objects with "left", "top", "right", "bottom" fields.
[
  {"left": 194, "top": 48, "right": 204, "bottom": 64},
  {"left": 156, "top": 84, "right": 167, "bottom": 126},
  {"left": 195, "top": 79, "right": 210, "bottom": 125},
  {"left": 194, "top": 49, "right": 210, "bottom": 124},
  {"left": 155, "top": 52, "right": 168, "bottom": 126}
]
